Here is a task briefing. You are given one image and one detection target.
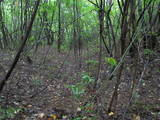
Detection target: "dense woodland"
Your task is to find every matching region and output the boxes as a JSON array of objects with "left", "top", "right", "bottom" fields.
[{"left": 0, "top": 0, "right": 160, "bottom": 120}]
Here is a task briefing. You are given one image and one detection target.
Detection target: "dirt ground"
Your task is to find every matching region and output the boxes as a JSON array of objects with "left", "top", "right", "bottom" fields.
[{"left": 0, "top": 46, "right": 160, "bottom": 120}]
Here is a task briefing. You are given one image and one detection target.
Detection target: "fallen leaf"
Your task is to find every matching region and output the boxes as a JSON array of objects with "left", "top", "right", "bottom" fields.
[
  {"left": 26, "top": 105, "right": 32, "bottom": 108},
  {"left": 50, "top": 114, "right": 57, "bottom": 119},
  {"left": 108, "top": 112, "right": 114, "bottom": 116},
  {"left": 38, "top": 113, "right": 45, "bottom": 118},
  {"left": 77, "top": 107, "right": 82, "bottom": 112},
  {"left": 47, "top": 118, "right": 53, "bottom": 120},
  {"left": 132, "top": 114, "right": 141, "bottom": 120},
  {"left": 62, "top": 115, "right": 67, "bottom": 119}
]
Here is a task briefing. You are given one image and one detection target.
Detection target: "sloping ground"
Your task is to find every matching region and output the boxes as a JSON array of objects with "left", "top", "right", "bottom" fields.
[{"left": 0, "top": 46, "right": 160, "bottom": 120}]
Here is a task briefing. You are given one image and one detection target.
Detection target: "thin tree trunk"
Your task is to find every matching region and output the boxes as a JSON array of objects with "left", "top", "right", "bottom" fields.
[
  {"left": 0, "top": 3, "right": 7, "bottom": 49},
  {"left": 58, "top": 0, "right": 61, "bottom": 52},
  {"left": 94, "top": 0, "right": 105, "bottom": 88},
  {"left": 108, "top": 0, "right": 130, "bottom": 112},
  {"left": 0, "top": 0, "right": 41, "bottom": 93}
]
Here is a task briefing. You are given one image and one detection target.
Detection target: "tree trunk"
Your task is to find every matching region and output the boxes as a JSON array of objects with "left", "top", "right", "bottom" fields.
[{"left": 0, "top": 0, "right": 41, "bottom": 93}]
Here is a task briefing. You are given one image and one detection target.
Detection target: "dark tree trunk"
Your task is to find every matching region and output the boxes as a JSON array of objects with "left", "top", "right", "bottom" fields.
[
  {"left": 58, "top": 0, "right": 61, "bottom": 52},
  {"left": 0, "top": 0, "right": 41, "bottom": 93}
]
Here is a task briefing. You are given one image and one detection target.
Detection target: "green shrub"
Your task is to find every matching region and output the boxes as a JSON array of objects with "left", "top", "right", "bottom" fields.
[
  {"left": 0, "top": 106, "right": 23, "bottom": 120},
  {"left": 66, "top": 73, "right": 95, "bottom": 99}
]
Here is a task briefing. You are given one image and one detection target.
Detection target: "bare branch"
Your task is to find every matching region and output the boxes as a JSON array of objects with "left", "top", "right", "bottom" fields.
[{"left": 88, "top": 0, "right": 100, "bottom": 8}]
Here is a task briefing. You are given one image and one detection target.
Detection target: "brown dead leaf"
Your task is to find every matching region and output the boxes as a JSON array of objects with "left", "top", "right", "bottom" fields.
[
  {"left": 26, "top": 104, "right": 32, "bottom": 108},
  {"left": 132, "top": 114, "right": 141, "bottom": 120}
]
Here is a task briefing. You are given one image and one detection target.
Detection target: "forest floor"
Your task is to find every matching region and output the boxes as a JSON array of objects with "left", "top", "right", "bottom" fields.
[{"left": 0, "top": 46, "right": 160, "bottom": 120}]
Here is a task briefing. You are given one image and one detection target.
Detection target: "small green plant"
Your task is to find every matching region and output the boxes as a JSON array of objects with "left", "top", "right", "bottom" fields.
[
  {"left": 80, "top": 103, "right": 95, "bottom": 113},
  {"left": 105, "top": 57, "right": 117, "bottom": 66},
  {"left": 0, "top": 106, "right": 23, "bottom": 120},
  {"left": 67, "top": 83, "right": 85, "bottom": 98},
  {"left": 81, "top": 73, "right": 95, "bottom": 85},
  {"left": 66, "top": 74, "right": 95, "bottom": 99},
  {"left": 31, "top": 76, "right": 43, "bottom": 86},
  {"left": 0, "top": 96, "right": 5, "bottom": 102},
  {"left": 72, "top": 117, "right": 84, "bottom": 120},
  {"left": 85, "top": 60, "right": 99, "bottom": 65},
  {"left": 66, "top": 74, "right": 96, "bottom": 119},
  {"left": 144, "top": 49, "right": 155, "bottom": 55}
]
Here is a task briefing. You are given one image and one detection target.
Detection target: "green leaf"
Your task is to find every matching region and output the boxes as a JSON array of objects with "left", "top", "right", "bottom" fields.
[
  {"left": 82, "top": 74, "right": 95, "bottom": 84},
  {"left": 69, "top": 84, "right": 85, "bottom": 97},
  {"left": 105, "top": 57, "right": 117, "bottom": 66},
  {"left": 144, "top": 49, "right": 154, "bottom": 55}
]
